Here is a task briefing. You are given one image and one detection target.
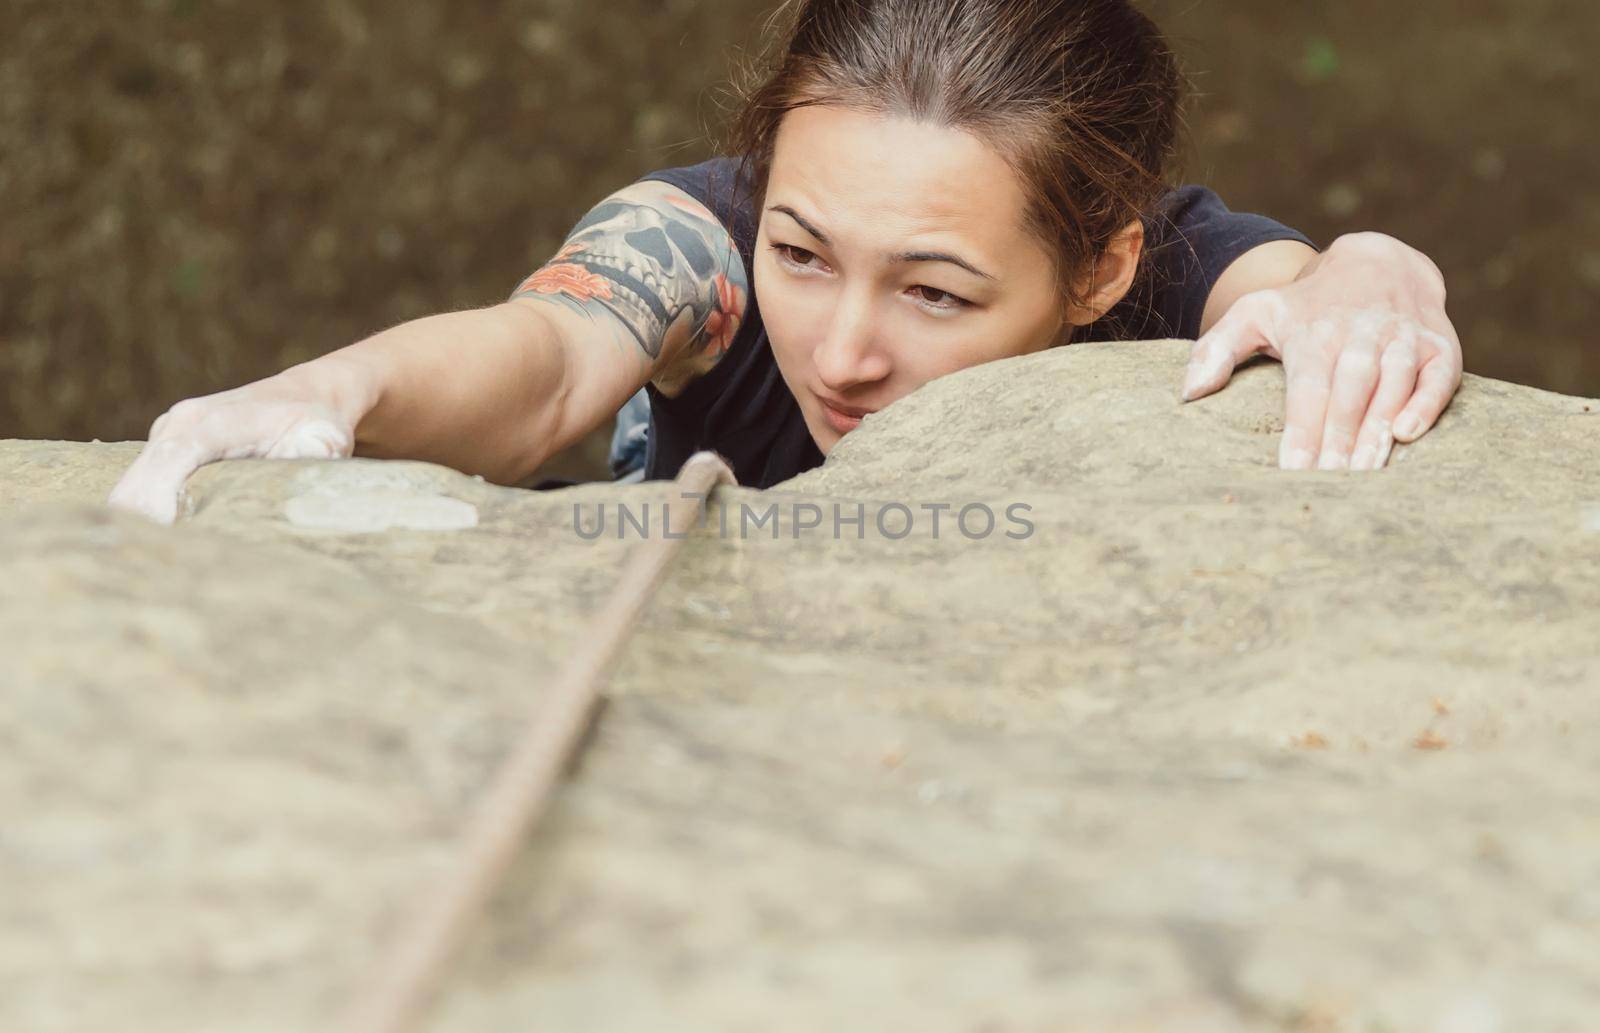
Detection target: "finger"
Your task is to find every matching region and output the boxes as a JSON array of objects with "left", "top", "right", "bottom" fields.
[
  {"left": 263, "top": 418, "right": 355, "bottom": 460},
  {"left": 1182, "top": 291, "right": 1280, "bottom": 402},
  {"left": 1315, "top": 345, "right": 1382, "bottom": 470},
  {"left": 1277, "top": 322, "right": 1337, "bottom": 470},
  {"left": 107, "top": 436, "right": 216, "bottom": 524},
  {"left": 1393, "top": 348, "right": 1463, "bottom": 442},
  {"left": 1350, "top": 334, "right": 1420, "bottom": 471}
]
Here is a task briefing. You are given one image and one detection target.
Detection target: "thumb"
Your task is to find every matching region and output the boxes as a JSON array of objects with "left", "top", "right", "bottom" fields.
[
  {"left": 1182, "top": 291, "right": 1278, "bottom": 402},
  {"left": 107, "top": 437, "right": 215, "bottom": 524}
]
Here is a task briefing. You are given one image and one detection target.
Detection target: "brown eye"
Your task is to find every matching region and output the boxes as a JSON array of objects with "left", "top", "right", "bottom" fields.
[
  {"left": 771, "top": 243, "right": 817, "bottom": 268},
  {"left": 912, "top": 285, "right": 969, "bottom": 310}
]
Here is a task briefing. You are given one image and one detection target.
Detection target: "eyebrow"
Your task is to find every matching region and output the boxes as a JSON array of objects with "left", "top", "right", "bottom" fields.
[{"left": 766, "top": 204, "right": 996, "bottom": 281}]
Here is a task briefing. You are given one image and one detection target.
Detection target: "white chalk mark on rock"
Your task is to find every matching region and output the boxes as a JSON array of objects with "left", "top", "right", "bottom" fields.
[
  {"left": 285, "top": 490, "right": 478, "bottom": 533},
  {"left": 283, "top": 463, "right": 482, "bottom": 533}
]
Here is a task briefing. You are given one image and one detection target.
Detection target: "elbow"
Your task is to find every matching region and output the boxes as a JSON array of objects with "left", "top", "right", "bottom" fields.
[{"left": 485, "top": 300, "right": 577, "bottom": 485}]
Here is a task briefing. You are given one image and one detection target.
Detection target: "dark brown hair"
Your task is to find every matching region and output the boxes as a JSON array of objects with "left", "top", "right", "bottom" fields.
[{"left": 720, "top": 0, "right": 1185, "bottom": 330}]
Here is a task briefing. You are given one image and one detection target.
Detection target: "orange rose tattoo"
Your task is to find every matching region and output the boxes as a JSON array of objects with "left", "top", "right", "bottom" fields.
[{"left": 514, "top": 242, "right": 616, "bottom": 302}]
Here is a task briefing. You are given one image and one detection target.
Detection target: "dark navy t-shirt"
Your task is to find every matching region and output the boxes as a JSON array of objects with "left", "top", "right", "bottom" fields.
[{"left": 637, "top": 156, "right": 1314, "bottom": 489}]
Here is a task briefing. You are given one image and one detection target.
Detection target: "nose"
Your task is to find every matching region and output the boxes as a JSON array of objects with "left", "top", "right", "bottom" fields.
[{"left": 812, "top": 289, "right": 892, "bottom": 393}]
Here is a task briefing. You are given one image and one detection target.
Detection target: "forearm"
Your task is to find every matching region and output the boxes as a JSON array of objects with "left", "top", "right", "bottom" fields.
[{"left": 275, "top": 302, "right": 571, "bottom": 484}]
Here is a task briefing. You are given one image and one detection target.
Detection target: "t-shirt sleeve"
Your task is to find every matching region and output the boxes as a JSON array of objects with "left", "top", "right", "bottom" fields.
[
  {"left": 637, "top": 156, "right": 759, "bottom": 274},
  {"left": 1085, "top": 185, "right": 1318, "bottom": 342}
]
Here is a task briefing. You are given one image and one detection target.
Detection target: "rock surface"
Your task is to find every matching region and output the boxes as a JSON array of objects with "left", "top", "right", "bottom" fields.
[{"left": 4, "top": 340, "right": 1599, "bottom": 1032}]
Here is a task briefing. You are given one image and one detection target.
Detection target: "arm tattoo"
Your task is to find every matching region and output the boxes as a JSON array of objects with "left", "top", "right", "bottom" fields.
[{"left": 510, "top": 189, "right": 748, "bottom": 364}]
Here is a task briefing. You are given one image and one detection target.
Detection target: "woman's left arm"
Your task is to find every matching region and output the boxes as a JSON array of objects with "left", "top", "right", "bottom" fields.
[{"left": 1181, "top": 232, "right": 1463, "bottom": 471}]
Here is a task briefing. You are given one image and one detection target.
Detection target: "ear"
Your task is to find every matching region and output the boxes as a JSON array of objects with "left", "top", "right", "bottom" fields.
[{"left": 1063, "top": 220, "right": 1145, "bottom": 326}]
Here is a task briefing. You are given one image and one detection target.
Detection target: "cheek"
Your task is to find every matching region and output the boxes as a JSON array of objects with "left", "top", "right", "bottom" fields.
[
  {"left": 902, "top": 315, "right": 1017, "bottom": 382},
  {"left": 755, "top": 260, "right": 828, "bottom": 381},
  {"left": 949, "top": 303, "right": 1061, "bottom": 368},
  {"left": 886, "top": 305, "right": 1058, "bottom": 394}
]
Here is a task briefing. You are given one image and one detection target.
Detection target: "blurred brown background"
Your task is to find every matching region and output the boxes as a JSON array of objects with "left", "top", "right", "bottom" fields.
[{"left": 3, "top": 0, "right": 1596, "bottom": 481}]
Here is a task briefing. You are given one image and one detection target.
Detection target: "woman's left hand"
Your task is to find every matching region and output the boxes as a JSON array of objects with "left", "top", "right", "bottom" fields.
[{"left": 1180, "top": 232, "right": 1463, "bottom": 471}]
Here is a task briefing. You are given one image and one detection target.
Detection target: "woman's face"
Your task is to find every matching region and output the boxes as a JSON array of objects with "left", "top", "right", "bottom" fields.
[{"left": 755, "top": 105, "right": 1071, "bottom": 454}]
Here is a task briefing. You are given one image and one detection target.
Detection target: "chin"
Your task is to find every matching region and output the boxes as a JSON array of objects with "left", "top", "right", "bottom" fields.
[{"left": 806, "top": 413, "right": 840, "bottom": 455}]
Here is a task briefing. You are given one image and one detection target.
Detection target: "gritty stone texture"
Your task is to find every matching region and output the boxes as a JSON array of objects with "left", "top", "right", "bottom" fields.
[{"left": 4, "top": 340, "right": 1599, "bottom": 1032}]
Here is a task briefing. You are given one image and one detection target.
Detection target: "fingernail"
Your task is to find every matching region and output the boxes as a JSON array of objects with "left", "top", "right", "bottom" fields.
[
  {"left": 1394, "top": 413, "right": 1423, "bottom": 440},
  {"left": 1280, "top": 447, "right": 1315, "bottom": 470},
  {"left": 1375, "top": 433, "right": 1395, "bottom": 469},
  {"left": 1317, "top": 450, "right": 1347, "bottom": 471},
  {"left": 1350, "top": 445, "right": 1375, "bottom": 471}
]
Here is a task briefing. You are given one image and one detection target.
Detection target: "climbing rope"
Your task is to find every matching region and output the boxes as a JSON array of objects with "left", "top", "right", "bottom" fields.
[{"left": 339, "top": 450, "right": 738, "bottom": 1033}]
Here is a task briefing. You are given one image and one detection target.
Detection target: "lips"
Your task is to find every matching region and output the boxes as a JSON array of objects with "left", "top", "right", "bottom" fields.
[
  {"left": 816, "top": 395, "right": 875, "bottom": 419},
  {"left": 816, "top": 393, "right": 876, "bottom": 436}
]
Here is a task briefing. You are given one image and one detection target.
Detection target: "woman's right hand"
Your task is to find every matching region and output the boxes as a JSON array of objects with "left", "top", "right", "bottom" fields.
[
  {"left": 108, "top": 175, "right": 746, "bottom": 524},
  {"left": 108, "top": 369, "right": 366, "bottom": 524}
]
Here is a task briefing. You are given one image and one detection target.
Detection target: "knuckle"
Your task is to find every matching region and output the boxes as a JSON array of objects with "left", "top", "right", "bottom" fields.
[
  {"left": 1297, "top": 317, "right": 1342, "bottom": 357},
  {"left": 1286, "top": 368, "right": 1331, "bottom": 391},
  {"left": 1359, "top": 413, "right": 1394, "bottom": 436},
  {"left": 1381, "top": 341, "right": 1419, "bottom": 370},
  {"left": 1321, "top": 423, "right": 1356, "bottom": 446},
  {"left": 1417, "top": 327, "right": 1458, "bottom": 356},
  {"left": 1418, "top": 359, "right": 1459, "bottom": 387},
  {"left": 1335, "top": 349, "right": 1380, "bottom": 376}
]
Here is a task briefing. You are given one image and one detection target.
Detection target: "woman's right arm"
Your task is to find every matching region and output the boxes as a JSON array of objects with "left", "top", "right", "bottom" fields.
[{"left": 108, "top": 179, "right": 747, "bottom": 522}]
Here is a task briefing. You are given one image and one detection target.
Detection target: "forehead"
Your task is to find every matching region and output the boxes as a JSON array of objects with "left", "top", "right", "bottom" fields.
[{"left": 766, "top": 105, "right": 1039, "bottom": 267}]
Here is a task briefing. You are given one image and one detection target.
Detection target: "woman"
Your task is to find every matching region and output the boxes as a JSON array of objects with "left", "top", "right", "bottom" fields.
[{"left": 109, "top": 0, "right": 1461, "bottom": 523}]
